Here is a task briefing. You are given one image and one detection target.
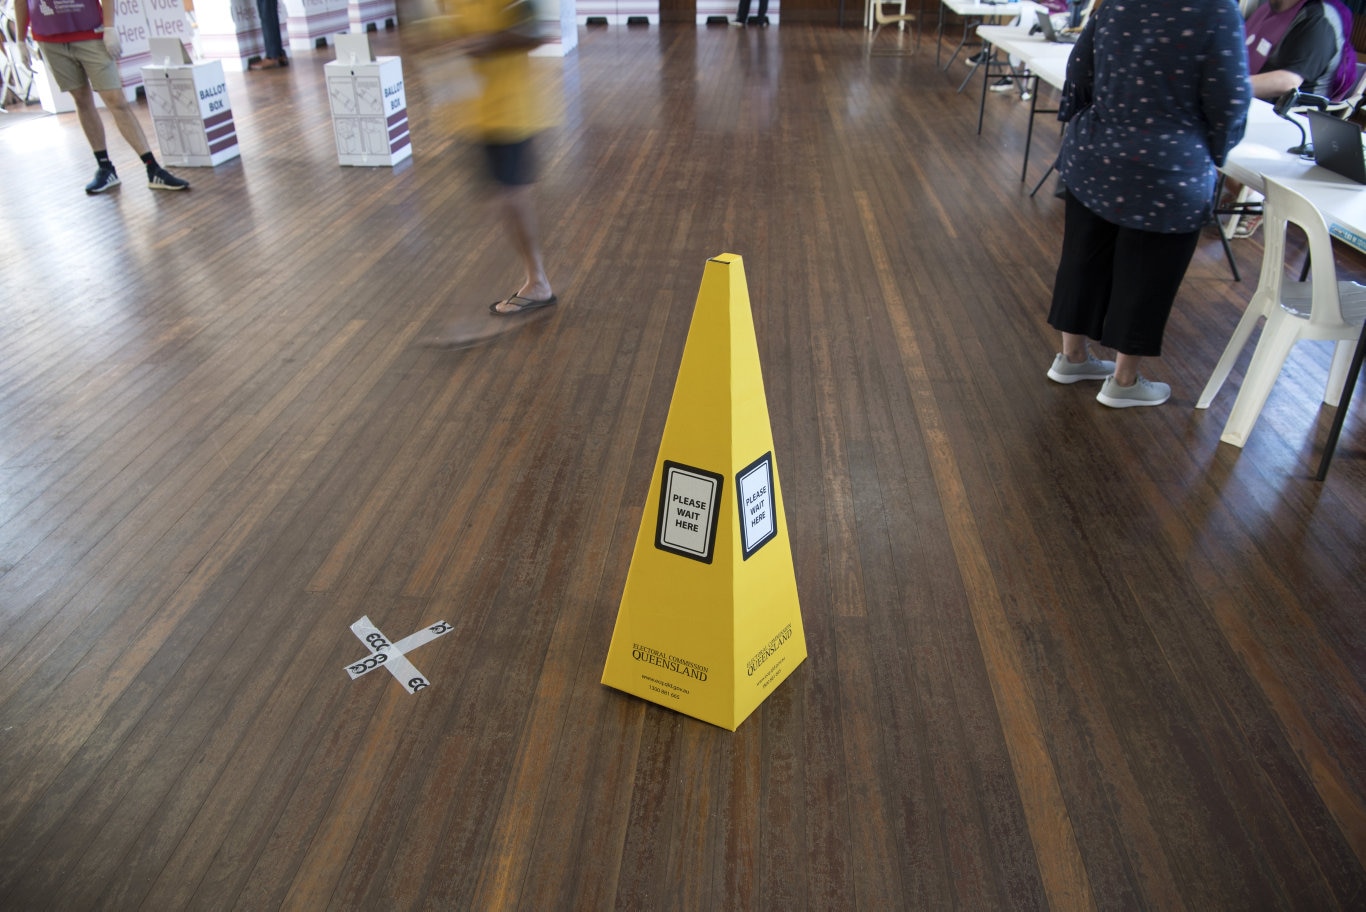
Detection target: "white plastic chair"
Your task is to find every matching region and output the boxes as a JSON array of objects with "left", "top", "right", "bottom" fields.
[{"left": 1196, "top": 177, "right": 1366, "bottom": 447}]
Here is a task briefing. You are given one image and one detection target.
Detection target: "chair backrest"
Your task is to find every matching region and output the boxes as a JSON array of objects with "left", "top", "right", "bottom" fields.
[{"left": 1259, "top": 178, "right": 1348, "bottom": 325}]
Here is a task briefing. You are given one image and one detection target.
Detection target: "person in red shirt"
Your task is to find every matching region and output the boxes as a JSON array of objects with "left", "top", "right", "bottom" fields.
[{"left": 14, "top": 0, "right": 189, "bottom": 193}]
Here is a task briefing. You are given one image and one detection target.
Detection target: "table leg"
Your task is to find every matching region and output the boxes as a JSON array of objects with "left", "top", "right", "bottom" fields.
[
  {"left": 1021, "top": 73, "right": 1040, "bottom": 180},
  {"left": 975, "top": 45, "right": 994, "bottom": 129},
  {"left": 1316, "top": 321, "right": 1366, "bottom": 480},
  {"left": 1209, "top": 174, "right": 1243, "bottom": 283}
]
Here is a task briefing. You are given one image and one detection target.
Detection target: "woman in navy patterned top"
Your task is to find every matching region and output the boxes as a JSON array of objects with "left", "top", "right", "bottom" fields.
[{"left": 1044, "top": 0, "right": 1251, "bottom": 407}]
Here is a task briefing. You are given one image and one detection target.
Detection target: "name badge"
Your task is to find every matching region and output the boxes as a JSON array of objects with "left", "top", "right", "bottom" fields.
[{"left": 1257, "top": 38, "right": 1273, "bottom": 57}]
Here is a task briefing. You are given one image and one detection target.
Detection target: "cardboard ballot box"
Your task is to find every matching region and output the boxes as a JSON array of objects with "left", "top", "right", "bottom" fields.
[
  {"left": 140, "top": 40, "right": 239, "bottom": 167},
  {"left": 323, "top": 34, "right": 411, "bottom": 167}
]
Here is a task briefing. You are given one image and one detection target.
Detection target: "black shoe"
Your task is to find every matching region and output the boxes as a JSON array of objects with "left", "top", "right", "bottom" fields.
[
  {"left": 86, "top": 165, "right": 120, "bottom": 194},
  {"left": 966, "top": 49, "right": 988, "bottom": 66},
  {"left": 989, "top": 77, "right": 1015, "bottom": 92},
  {"left": 148, "top": 164, "right": 190, "bottom": 191}
]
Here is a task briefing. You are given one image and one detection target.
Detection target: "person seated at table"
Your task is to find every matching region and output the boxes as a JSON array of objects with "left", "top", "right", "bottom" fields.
[
  {"left": 1224, "top": 0, "right": 1352, "bottom": 236},
  {"left": 986, "top": 0, "right": 1083, "bottom": 94},
  {"left": 1246, "top": 0, "right": 1353, "bottom": 101}
]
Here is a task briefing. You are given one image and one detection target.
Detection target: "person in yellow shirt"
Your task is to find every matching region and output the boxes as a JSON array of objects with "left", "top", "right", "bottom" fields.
[{"left": 425, "top": 0, "right": 557, "bottom": 315}]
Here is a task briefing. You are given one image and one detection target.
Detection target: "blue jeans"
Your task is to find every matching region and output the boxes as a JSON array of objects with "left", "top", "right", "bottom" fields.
[{"left": 257, "top": 0, "right": 284, "bottom": 59}]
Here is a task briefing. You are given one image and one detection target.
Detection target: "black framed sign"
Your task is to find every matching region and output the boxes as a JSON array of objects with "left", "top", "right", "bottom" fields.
[
  {"left": 655, "top": 461, "right": 724, "bottom": 564},
  {"left": 736, "top": 452, "right": 777, "bottom": 560}
]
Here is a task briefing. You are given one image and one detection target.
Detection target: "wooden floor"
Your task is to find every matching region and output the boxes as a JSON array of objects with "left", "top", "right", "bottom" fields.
[{"left": 1, "top": 22, "right": 1364, "bottom": 911}]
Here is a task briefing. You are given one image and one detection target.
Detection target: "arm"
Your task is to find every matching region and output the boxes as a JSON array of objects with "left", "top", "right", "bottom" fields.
[
  {"left": 1202, "top": 3, "right": 1253, "bottom": 165},
  {"left": 13, "top": 0, "right": 32, "bottom": 67},
  {"left": 1058, "top": 11, "right": 1097, "bottom": 121},
  {"left": 97, "top": 0, "right": 121, "bottom": 58},
  {"left": 1250, "top": 68, "right": 1305, "bottom": 99}
]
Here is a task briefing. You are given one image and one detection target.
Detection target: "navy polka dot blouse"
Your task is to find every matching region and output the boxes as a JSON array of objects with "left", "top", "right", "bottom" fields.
[{"left": 1058, "top": 0, "right": 1252, "bottom": 233}]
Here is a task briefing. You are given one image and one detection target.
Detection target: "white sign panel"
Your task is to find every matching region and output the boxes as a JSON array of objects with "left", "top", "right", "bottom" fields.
[
  {"left": 655, "top": 461, "right": 724, "bottom": 564},
  {"left": 736, "top": 453, "right": 776, "bottom": 560}
]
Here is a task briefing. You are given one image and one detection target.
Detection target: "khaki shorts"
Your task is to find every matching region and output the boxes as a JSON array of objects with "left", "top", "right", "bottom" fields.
[{"left": 39, "top": 40, "right": 120, "bottom": 94}]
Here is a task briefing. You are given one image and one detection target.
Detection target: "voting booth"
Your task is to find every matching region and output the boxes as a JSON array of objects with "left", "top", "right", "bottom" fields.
[
  {"left": 324, "top": 33, "right": 410, "bottom": 166},
  {"left": 348, "top": 0, "right": 398, "bottom": 33},
  {"left": 578, "top": 0, "right": 658, "bottom": 24},
  {"left": 194, "top": 0, "right": 288, "bottom": 69},
  {"left": 285, "top": 0, "right": 349, "bottom": 51},
  {"left": 140, "top": 39, "right": 239, "bottom": 166}
]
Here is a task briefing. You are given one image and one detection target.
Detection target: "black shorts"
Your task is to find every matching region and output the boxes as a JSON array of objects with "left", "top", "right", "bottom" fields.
[{"left": 484, "top": 139, "right": 536, "bottom": 187}]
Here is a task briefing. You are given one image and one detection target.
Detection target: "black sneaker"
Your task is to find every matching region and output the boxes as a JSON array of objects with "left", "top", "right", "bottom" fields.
[
  {"left": 966, "top": 49, "right": 988, "bottom": 66},
  {"left": 148, "top": 164, "right": 190, "bottom": 191},
  {"left": 86, "top": 165, "right": 120, "bottom": 194},
  {"left": 989, "top": 77, "right": 1015, "bottom": 92}
]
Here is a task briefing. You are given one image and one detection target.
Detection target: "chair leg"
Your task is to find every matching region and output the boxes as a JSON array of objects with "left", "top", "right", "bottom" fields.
[
  {"left": 1325, "top": 339, "right": 1354, "bottom": 407},
  {"left": 1219, "top": 315, "right": 1301, "bottom": 447},
  {"left": 1196, "top": 295, "right": 1269, "bottom": 409}
]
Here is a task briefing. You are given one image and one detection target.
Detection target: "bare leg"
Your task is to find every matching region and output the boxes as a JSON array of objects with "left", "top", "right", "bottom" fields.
[
  {"left": 69, "top": 84, "right": 109, "bottom": 152},
  {"left": 1061, "top": 331, "right": 1090, "bottom": 363},
  {"left": 491, "top": 184, "right": 553, "bottom": 313},
  {"left": 1114, "top": 352, "right": 1143, "bottom": 387},
  {"left": 97, "top": 87, "right": 151, "bottom": 157}
]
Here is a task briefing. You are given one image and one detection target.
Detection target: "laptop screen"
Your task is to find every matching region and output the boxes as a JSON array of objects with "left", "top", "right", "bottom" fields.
[{"left": 1306, "top": 111, "right": 1366, "bottom": 184}]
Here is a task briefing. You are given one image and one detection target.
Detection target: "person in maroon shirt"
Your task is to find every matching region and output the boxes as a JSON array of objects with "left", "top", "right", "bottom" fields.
[{"left": 14, "top": 0, "right": 189, "bottom": 193}]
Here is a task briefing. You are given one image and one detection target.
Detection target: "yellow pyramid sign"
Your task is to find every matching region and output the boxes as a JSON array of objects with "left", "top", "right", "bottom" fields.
[{"left": 601, "top": 254, "right": 807, "bottom": 730}]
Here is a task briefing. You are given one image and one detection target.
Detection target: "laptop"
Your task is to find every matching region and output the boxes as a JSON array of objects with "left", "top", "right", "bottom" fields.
[
  {"left": 1306, "top": 110, "right": 1366, "bottom": 183},
  {"left": 1036, "top": 10, "right": 1079, "bottom": 43}
]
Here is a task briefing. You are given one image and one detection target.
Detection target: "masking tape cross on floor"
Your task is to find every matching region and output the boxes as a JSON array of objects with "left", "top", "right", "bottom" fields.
[{"left": 344, "top": 615, "right": 453, "bottom": 693}]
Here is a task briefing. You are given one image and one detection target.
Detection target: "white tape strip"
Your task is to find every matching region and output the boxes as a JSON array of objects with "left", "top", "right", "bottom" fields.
[
  {"left": 392, "top": 620, "right": 454, "bottom": 654},
  {"left": 344, "top": 615, "right": 454, "bottom": 693}
]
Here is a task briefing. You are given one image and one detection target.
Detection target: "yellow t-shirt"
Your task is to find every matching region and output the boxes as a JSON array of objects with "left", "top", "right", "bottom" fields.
[{"left": 436, "top": 0, "right": 557, "bottom": 142}]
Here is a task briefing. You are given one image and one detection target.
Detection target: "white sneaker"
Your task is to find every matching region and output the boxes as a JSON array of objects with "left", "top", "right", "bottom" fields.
[
  {"left": 1096, "top": 376, "right": 1171, "bottom": 408},
  {"left": 1047, "top": 352, "right": 1115, "bottom": 384}
]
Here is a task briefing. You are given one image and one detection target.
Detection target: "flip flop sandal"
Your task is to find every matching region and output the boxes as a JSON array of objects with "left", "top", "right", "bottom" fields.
[{"left": 490, "top": 294, "right": 558, "bottom": 315}]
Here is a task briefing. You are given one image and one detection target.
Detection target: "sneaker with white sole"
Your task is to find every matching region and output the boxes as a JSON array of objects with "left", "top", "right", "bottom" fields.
[
  {"left": 989, "top": 76, "right": 1015, "bottom": 92},
  {"left": 86, "top": 165, "right": 120, "bottom": 194},
  {"left": 148, "top": 165, "right": 190, "bottom": 191},
  {"left": 1047, "top": 352, "right": 1115, "bottom": 384},
  {"left": 1096, "top": 375, "right": 1171, "bottom": 408}
]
